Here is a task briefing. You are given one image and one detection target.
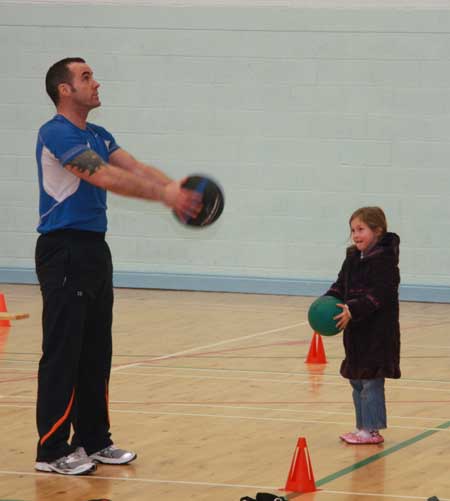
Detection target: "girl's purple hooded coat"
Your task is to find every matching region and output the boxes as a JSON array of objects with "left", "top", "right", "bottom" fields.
[{"left": 326, "top": 232, "right": 401, "bottom": 380}]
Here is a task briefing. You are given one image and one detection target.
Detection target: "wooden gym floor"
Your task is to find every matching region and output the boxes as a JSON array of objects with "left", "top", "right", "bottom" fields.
[{"left": 0, "top": 283, "right": 449, "bottom": 501}]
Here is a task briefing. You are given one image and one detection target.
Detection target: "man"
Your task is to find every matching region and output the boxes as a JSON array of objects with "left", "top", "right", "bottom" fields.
[{"left": 34, "top": 57, "right": 201, "bottom": 475}]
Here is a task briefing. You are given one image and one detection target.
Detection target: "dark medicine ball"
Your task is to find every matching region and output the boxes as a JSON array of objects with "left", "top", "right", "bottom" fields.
[{"left": 174, "top": 175, "right": 224, "bottom": 227}]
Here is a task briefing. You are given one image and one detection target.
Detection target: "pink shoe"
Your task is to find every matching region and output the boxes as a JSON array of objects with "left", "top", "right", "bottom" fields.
[{"left": 344, "top": 430, "right": 384, "bottom": 445}]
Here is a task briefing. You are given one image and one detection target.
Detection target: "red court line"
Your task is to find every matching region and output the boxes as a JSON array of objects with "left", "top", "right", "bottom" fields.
[
  {"left": 0, "top": 341, "right": 308, "bottom": 385},
  {"left": 0, "top": 376, "right": 37, "bottom": 384},
  {"left": 77, "top": 399, "right": 450, "bottom": 405},
  {"left": 183, "top": 340, "right": 308, "bottom": 358},
  {"left": 1, "top": 398, "right": 450, "bottom": 406},
  {"left": 117, "top": 400, "right": 450, "bottom": 404}
]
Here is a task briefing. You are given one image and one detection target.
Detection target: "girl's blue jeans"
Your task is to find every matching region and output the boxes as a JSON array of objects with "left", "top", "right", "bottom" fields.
[{"left": 350, "top": 378, "right": 387, "bottom": 431}]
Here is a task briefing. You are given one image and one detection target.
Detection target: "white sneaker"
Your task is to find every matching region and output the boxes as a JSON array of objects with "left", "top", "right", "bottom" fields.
[
  {"left": 35, "top": 448, "right": 96, "bottom": 475},
  {"left": 90, "top": 445, "right": 137, "bottom": 465}
]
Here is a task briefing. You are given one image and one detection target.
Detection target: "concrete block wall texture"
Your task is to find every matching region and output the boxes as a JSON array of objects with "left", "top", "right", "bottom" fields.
[{"left": 1, "top": 0, "right": 450, "bottom": 301}]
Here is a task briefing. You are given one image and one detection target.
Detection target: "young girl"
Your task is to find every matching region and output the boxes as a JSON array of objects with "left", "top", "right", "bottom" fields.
[{"left": 326, "top": 206, "right": 401, "bottom": 445}]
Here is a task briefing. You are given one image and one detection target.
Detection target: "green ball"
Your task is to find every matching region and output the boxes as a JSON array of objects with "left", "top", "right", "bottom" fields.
[{"left": 307, "top": 295, "right": 343, "bottom": 336}]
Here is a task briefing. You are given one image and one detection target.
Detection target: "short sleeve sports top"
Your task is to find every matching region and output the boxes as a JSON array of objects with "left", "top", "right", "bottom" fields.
[{"left": 36, "top": 114, "right": 120, "bottom": 233}]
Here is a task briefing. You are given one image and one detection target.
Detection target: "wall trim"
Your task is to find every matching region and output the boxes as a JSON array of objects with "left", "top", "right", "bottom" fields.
[{"left": 1, "top": 267, "right": 449, "bottom": 303}]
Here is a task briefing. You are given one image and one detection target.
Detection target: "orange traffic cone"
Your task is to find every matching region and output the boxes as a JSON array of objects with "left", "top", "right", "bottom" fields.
[
  {"left": 305, "top": 332, "right": 327, "bottom": 364},
  {"left": 0, "top": 293, "right": 10, "bottom": 327},
  {"left": 283, "top": 437, "right": 317, "bottom": 493}
]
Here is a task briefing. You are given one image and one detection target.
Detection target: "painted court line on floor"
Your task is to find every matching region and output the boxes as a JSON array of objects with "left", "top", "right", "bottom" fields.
[
  {"left": 1, "top": 470, "right": 445, "bottom": 501},
  {"left": 1, "top": 422, "right": 449, "bottom": 500},
  {"left": 107, "top": 400, "right": 450, "bottom": 423},
  {"left": 112, "top": 321, "right": 308, "bottom": 372},
  {"left": 283, "top": 420, "right": 450, "bottom": 500},
  {"left": 0, "top": 470, "right": 277, "bottom": 490},
  {"left": 110, "top": 401, "right": 450, "bottom": 422},
  {"left": 108, "top": 408, "right": 450, "bottom": 433},
  {"left": 307, "top": 419, "right": 450, "bottom": 491},
  {"left": 1, "top": 402, "right": 449, "bottom": 434},
  {"left": 110, "top": 404, "right": 450, "bottom": 432},
  {"left": 320, "top": 491, "right": 449, "bottom": 500},
  {"left": 113, "top": 370, "right": 343, "bottom": 387},
  {"left": 127, "top": 363, "right": 450, "bottom": 386},
  {"left": 3, "top": 397, "right": 449, "bottom": 423},
  {"left": 129, "top": 364, "right": 342, "bottom": 378},
  {"left": 114, "top": 368, "right": 450, "bottom": 394}
]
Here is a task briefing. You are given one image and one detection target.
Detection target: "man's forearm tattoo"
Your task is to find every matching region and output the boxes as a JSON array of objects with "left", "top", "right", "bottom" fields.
[{"left": 69, "top": 150, "right": 106, "bottom": 176}]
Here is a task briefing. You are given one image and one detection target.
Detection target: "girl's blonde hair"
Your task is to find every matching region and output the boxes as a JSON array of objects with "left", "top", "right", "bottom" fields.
[{"left": 349, "top": 206, "right": 387, "bottom": 236}]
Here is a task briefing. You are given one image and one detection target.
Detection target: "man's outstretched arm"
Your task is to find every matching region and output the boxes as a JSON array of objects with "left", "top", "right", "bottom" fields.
[
  {"left": 109, "top": 148, "right": 173, "bottom": 186},
  {"left": 65, "top": 149, "right": 201, "bottom": 218}
]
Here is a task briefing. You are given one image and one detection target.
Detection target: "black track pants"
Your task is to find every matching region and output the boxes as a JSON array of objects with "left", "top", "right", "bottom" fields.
[{"left": 35, "top": 230, "right": 113, "bottom": 462}]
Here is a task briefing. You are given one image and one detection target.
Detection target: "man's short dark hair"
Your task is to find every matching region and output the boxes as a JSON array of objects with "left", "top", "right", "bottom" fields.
[{"left": 45, "top": 57, "right": 86, "bottom": 106}]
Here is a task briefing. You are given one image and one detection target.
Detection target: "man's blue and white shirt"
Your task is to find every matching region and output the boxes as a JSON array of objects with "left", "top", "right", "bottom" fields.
[{"left": 36, "top": 114, "right": 120, "bottom": 233}]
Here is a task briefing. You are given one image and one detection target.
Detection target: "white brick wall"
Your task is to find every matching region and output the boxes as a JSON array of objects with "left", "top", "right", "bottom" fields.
[{"left": 1, "top": 2, "right": 450, "bottom": 294}]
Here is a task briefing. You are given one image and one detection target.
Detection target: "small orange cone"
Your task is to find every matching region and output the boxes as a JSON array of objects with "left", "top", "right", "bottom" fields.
[
  {"left": 0, "top": 293, "right": 10, "bottom": 327},
  {"left": 283, "top": 437, "right": 317, "bottom": 493},
  {"left": 305, "top": 332, "right": 327, "bottom": 364}
]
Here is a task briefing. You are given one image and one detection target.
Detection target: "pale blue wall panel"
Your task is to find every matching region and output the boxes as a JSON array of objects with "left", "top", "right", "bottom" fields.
[
  {"left": 392, "top": 88, "right": 450, "bottom": 114},
  {"left": 1, "top": 2, "right": 450, "bottom": 301}
]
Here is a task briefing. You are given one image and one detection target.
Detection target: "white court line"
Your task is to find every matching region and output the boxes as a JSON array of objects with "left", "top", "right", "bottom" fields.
[
  {"left": 125, "top": 364, "right": 450, "bottom": 386},
  {"left": 1, "top": 398, "right": 449, "bottom": 423},
  {"left": 117, "top": 364, "right": 344, "bottom": 379},
  {"left": 3, "top": 357, "right": 448, "bottom": 388},
  {"left": 103, "top": 409, "right": 450, "bottom": 432},
  {"left": 0, "top": 470, "right": 447, "bottom": 500},
  {"left": 111, "top": 321, "right": 308, "bottom": 372},
  {"left": 114, "top": 370, "right": 343, "bottom": 386},
  {"left": 322, "top": 490, "right": 449, "bottom": 500},
  {"left": 0, "top": 469, "right": 275, "bottom": 490},
  {"left": 2, "top": 403, "right": 448, "bottom": 432},
  {"left": 119, "top": 301, "right": 303, "bottom": 314},
  {"left": 2, "top": 358, "right": 450, "bottom": 387},
  {"left": 109, "top": 401, "right": 450, "bottom": 423},
  {"left": 392, "top": 378, "right": 450, "bottom": 386},
  {"left": 113, "top": 369, "right": 450, "bottom": 393}
]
